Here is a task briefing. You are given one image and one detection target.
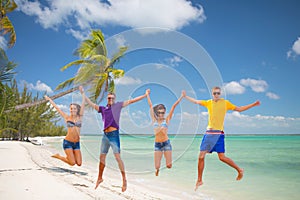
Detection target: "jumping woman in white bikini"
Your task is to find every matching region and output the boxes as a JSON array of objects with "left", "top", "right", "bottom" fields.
[{"left": 146, "top": 90, "right": 184, "bottom": 176}]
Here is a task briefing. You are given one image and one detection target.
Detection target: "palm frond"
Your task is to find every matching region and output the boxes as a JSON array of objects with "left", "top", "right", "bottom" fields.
[
  {"left": 109, "top": 46, "right": 128, "bottom": 68},
  {"left": 107, "top": 68, "right": 125, "bottom": 79},
  {"left": 75, "top": 39, "right": 96, "bottom": 58},
  {"left": 1, "top": 0, "right": 17, "bottom": 13},
  {"left": 55, "top": 77, "right": 76, "bottom": 90},
  {"left": 74, "top": 63, "right": 99, "bottom": 85},
  {"left": 108, "top": 79, "right": 115, "bottom": 93},
  {"left": 75, "top": 30, "right": 107, "bottom": 59},
  {"left": 90, "top": 54, "right": 109, "bottom": 66},
  {"left": 0, "top": 16, "right": 16, "bottom": 47},
  {"left": 93, "top": 73, "right": 108, "bottom": 101},
  {"left": 0, "top": 48, "right": 17, "bottom": 83},
  {"left": 60, "top": 59, "right": 87, "bottom": 71},
  {"left": 91, "top": 30, "right": 107, "bottom": 56},
  {"left": 0, "top": 47, "right": 7, "bottom": 60}
]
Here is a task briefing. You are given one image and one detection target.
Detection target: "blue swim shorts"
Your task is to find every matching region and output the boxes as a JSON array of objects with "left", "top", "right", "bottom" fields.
[
  {"left": 154, "top": 139, "right": 172, "bottom": 152},
  {"left": 100, "top": 130, "right": 121, "bottom": 154},
  {"left": 200, "top": 133, "right": 225, "bottom": 153},
  {"left": 63, "top": 139, "right": 80, "bottom": 150}
]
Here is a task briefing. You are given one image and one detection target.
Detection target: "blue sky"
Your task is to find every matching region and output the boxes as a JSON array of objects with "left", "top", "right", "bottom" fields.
[{"left": 1, "top": 0, "right": 300, "bottom": 134}]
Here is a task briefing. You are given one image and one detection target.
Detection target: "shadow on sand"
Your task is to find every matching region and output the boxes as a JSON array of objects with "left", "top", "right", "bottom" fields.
[{"left": 42, "top": 166, "right": 88, "bottom": 176}]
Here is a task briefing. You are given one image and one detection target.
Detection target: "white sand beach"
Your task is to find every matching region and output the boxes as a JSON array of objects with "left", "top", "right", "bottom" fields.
[{"left": 0, "top": 141, "right": 180, "bottom": 200}]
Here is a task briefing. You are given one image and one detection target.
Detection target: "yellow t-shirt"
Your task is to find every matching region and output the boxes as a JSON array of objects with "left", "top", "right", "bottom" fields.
[{"left": 200, "top": 98, "right": 236, "bottom": 131}]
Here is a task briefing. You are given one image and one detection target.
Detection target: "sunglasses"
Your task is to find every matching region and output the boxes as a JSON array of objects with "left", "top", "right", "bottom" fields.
[
  {"left": 157, "top": 111, "right": 165, "bottom": 115},
  {"left": 107, "top": 97, "right": 115, "bottom": 100},
  {"left": 213, "top": 92, "right": 221, "bottom": 95}
]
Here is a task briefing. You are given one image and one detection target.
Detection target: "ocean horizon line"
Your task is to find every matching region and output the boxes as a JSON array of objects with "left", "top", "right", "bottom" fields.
[{"left": 80, "top": 133, "right": 300, "bottom": 136}]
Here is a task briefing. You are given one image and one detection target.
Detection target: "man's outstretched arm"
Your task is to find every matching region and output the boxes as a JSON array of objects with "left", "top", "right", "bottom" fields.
[
  {"left": 122, "top": 89, "right": 149, "bottom": 107},
  {"left": 234, "top": 100, "right": 260, "bottom": 112}
]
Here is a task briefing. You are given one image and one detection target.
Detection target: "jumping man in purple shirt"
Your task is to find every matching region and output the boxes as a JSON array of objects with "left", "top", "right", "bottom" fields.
[{"left": 85, "top": 89, "right": 149, "bottom": 192}]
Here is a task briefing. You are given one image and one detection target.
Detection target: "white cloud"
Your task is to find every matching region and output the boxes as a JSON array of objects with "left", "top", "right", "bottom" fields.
[
  {"left": 46, "top": 102, "right": 68, "bottom": 113},
  {"left": 240, "top": 78, "right": 268, "bottom": 93},
  {"left": 287, "top": 37, "right": 300, "bottom": 59},
  {"left": 57, "top": 104, "right": 69, "bottom": 112},
  {"left": 223, "top": 81, "right": 245, "bottom": 95},
  {"left": 114, "top": 35, "right": 127, "bottom": 47},
  {"left": 292, "top": 37, "right": 300, "bottom": 54},
  {"left": 153, "top": 63, "right": 165, "bottom": 69},
  {"left": 16, "top": 0, "right": 206, "bottom": 36},
  {"left": 172, "top": 110, "right": 300, "bottom": 134},
  {"left": 165, "top": 56, "right": 183, "bottom": 67},
  {"left": 115, "top": 76, "right": 142, "bottom": 85},
  {"left": 22, "top": 80, "right": 53, "bottom": 94},
  {"left": 225, "top": 111, "right": 300, "bottom": 134},
  {"left": 65, "top": 29, "right": 88, "bottom": 41},
  {"left": 266, "top": 92, "right": 280, "bottom": 100},
  {"left": 287, "top": 50, "right": 292, "bottom": 58}
]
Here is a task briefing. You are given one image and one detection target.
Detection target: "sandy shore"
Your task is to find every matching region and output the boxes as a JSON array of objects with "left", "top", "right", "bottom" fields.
[{"left": 0, "top": 141, "right": 180, "bottom": 200}]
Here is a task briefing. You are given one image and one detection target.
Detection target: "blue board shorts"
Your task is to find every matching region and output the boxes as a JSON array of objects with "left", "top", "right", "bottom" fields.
[
  {"left": 154, "top": 139, "right": 172, "bottom": 151},
  {"left": 101, "top": 130, "right": 121, "bottom": 154},
  {"left": 63, "top": 139, "right": 80, "bottom": 150},
  {"left": 200, "top": 132, "right": 225, "bottom": 153}
]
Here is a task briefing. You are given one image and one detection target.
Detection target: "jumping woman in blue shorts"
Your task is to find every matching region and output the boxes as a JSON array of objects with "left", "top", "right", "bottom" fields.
[
  {"left": 146, "top": 90, "right": 184, "bottom": 176},
  {"left": 44, "top": 86, "right": 85, "bottom": 166}
]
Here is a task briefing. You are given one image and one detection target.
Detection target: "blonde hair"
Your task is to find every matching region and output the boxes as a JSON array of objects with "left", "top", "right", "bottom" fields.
[
  {"left": 212, "top": 86, "right": 221, "bottom": 91},
  {"left": 108, "top": 92, "right": 116, "bottom": 97}
]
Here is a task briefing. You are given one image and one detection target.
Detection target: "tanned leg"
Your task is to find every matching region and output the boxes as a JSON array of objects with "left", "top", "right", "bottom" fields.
[
  {"left": 195, "top": 151, "right": 207, "bottom": 191},
  {"left": 218, "top": 153, "right": 244, "bottom": 181},
  {"left": 154, "top": 151, "right": 163, "bottom": 176},
  {"left": 114, "top": 153, "right": 127, "bottom": 192},
  {"left": 95, "top": 154, "right": 106, "bottom": 189},
  {"left": 52, "top": 149, "right": 76, "bottom": 166}
]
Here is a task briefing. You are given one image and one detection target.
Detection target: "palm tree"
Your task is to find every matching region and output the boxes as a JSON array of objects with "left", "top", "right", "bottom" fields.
[
  {"left": 0, "top": 0, "right": 17, "bottom": 48},
  {"left": 5, "top": 29, "right": 128, "bottom": 112},
  {"left": 0, "top": 47, "right": 16, "bottom": 116},
  {"left": 56, "top": 29, "right": 127, "bottom": 103},
  {"left": 4, "top": 86, "right": 79, "bottom": 112},
  {"left": 0, "top": 47, "right": 16, "bottom": 84}
]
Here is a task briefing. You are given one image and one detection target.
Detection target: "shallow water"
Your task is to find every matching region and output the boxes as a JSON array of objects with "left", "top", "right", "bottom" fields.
[{"left": 47, "top": 134, "right": 300, "bottom": 200}]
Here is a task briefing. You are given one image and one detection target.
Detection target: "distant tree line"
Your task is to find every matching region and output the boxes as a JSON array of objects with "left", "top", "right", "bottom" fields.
[{"left": 0, "top": 50, "right": 66, "bottom": 141}]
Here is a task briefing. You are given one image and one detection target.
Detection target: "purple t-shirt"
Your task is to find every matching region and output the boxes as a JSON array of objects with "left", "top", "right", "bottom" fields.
[{"left": 98, "top": 102, "right": 123, "bottom": 130}]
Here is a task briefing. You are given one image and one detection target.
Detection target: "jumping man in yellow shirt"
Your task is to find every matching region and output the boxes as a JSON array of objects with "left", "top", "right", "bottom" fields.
[{"left": 183, "top": 87, "right": 260, "bottom": 190}]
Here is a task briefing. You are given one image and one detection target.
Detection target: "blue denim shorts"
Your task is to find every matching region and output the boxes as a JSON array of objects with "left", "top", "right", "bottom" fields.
[
  {"left": 63, "top": 139, "right": 80, "bottom": 150},
  {"left": 100, "top": 130, "right": 121, "bottom": 154},
  {"left": 200, "top": 134, "right": 225, "bottom": 153},
  {"left": 154, "top": 139, "right": 172, "bottom": 151}
]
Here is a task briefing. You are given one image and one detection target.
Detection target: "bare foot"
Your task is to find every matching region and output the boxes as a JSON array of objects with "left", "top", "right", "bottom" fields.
[
  {"left": 155, "top": 169, "right": 159, "bottom": 176},
  {"left": 122, "top": 180, "right": 127, "bottom": 192},
  {"left": 94, "top": 178, "right": 103, "bottom": 189},
  {"left": 194, "top": 180, "right": 203, "bottom": 191},
  {"left": 236, "top": 169, "right": 244, "bottom": 181},
  {"left": 51, "top": 153, "right": 60, "bottom": 159}
]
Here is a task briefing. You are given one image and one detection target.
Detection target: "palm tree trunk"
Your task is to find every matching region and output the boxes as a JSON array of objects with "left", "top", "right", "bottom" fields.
[{"left": 5, "top": 86, "right": 79, "bottom": 112}]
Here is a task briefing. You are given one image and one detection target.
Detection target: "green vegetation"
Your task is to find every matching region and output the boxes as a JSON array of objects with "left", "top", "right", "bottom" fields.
[
  {"left": 0, "top": 0, "right": 17, "bottom": 48},
  {"left": 57, "top": 30, "right": 127, "bottom": 103},
  {"left": 0, "top": 50, "right": 66, "bottom": 140}
]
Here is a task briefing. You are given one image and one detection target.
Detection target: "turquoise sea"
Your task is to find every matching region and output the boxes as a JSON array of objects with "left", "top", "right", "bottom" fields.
[{"left": 47, "top": 135, "right": 300, "bottom": 200}]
